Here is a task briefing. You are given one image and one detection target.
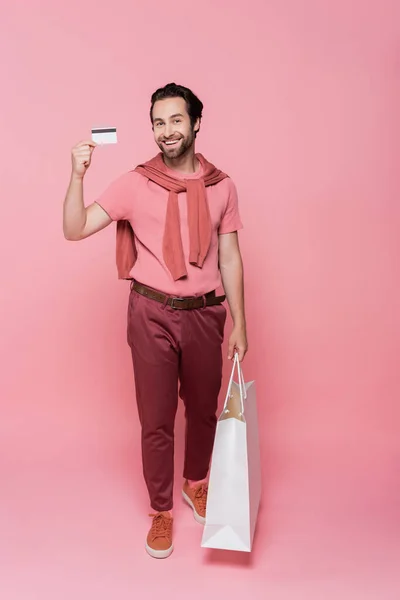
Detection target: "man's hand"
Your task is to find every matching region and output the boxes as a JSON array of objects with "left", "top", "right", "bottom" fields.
[
  {"left": 228, "top": 324, "right": 248, "bottom": 362},
  {"left": 71, "top": 140, "right": 97, "bottom": 179}
]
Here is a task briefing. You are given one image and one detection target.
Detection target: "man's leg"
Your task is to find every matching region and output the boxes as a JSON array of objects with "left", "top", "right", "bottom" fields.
[
  {"left": 179, "top": 303, "right": 227, "bottom": 521},
  {"left": 127, "top": 289, "right": 180, "bottom": 513}
]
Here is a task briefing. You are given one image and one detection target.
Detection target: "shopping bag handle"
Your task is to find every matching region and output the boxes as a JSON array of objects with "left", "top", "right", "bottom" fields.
[
  {"left": 223, "top": 352, "right": 247, "bottom": 416},
  {"left": 237, "top": 354, "right": 246, "bottom": 400}
]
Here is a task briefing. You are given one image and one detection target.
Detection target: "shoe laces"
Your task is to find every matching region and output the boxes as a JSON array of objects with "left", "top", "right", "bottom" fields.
[
  {"left": 149, "top": 513, "right": 172, "bottom": 540},
  {"left": 194, "top": 483, "right": 208, "bottom": 511}
]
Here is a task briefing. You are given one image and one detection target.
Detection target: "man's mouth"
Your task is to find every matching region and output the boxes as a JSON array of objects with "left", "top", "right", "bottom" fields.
[{"left": 163, "top": 139, "right": 181, "bottom": 147}]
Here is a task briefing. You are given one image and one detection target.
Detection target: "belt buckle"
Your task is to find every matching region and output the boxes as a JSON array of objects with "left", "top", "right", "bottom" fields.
[{"left": 170, "top": 297, "right": 186, "bottom": 310}]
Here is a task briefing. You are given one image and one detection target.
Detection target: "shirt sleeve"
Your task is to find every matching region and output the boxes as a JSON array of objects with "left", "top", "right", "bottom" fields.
[
  {"left": 94, "top": 172, "right": 135, "bottom": 221},
  {"left": 218, "top": 179, "right": 243, "bottom": 234}
]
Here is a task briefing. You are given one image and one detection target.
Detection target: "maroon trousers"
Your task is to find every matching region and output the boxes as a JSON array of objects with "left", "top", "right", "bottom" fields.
[{"left": 127, "top": 286, "right": 227, "bottom": 512}]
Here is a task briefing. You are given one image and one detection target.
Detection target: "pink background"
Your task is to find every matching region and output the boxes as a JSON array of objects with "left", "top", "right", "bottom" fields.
[{"left": 1, "top": 1, "right": 400, "bottom": 598}]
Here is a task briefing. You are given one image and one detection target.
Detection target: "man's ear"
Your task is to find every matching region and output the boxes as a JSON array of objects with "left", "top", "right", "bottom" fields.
[{"left": 194, "top": 118, "right": 201, "bottom": 134}]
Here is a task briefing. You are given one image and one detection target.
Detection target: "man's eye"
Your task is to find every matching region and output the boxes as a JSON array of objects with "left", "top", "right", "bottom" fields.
[
  {"left": 174, "top": 119, "right": 181, "bottom": 124},
  {"left": 155, "top": 122, "right": 163, "bottom": 127}
]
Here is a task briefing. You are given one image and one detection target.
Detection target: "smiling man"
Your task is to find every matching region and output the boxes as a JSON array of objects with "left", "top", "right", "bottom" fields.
[{"left": 63, "top": 83, "right": 248, "bottom": 559}]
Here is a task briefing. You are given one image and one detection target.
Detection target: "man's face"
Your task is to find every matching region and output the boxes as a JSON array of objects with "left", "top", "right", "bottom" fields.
[{"left": 152, "top": 97, "right": 199, "bottom": 159}]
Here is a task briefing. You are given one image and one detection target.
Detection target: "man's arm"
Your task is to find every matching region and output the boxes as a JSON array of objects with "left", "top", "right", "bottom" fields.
[
  {"left": 63, "top": 140, "right": 112, "bottom": 241},
  {"left": 218, "top": 231, "right": 248, "bottom": 361}
]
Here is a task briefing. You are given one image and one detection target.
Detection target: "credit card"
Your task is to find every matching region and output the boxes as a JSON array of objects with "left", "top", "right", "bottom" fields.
[{"left": 91, "top": 127, "right": 117, "bottom": 144}]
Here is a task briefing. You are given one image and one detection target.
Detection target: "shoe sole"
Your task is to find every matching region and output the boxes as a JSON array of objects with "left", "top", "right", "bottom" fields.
[
  {"left": 182, "top": 490, "right": 206, "bottom": 525},
  {"left": 145, "top": 542, "right": 174, "bottom": 559}
]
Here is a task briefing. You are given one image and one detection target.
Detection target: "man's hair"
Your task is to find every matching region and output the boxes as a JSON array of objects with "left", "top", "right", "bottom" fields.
[{"left": 150, "top": 82, "right": 203, "bottom": 134}]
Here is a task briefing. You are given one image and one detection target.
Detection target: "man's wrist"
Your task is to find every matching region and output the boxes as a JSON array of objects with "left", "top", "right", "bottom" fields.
[
  {"left": 70, "top": 172, "right": 84, "bottom": 184},
  {"left": 232, "top": 316, "right": 246, "bottom": 329}
]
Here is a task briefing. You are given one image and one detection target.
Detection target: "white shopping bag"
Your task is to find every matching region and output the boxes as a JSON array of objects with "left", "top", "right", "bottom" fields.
[{"left": 201, "top": 354, "right": 261, "bottom": 552}]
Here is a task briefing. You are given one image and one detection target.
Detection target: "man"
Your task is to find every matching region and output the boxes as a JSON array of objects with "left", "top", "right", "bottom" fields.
[{"left": 63, "top": 83, "right": 248, "bottom": 559}]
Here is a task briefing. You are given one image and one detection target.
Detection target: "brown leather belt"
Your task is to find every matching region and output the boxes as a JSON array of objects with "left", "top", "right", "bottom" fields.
[{"left": 131, "top": 280, "right": 226, "bottom": 310}]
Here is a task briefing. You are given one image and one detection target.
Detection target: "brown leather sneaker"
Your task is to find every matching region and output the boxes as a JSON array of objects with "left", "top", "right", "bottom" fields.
[
  {"left": 146, "top": 512, "right": 173, "bottom": 559},
  {"left": 182, "top": 481, "right": 208, "bottom": 525}
]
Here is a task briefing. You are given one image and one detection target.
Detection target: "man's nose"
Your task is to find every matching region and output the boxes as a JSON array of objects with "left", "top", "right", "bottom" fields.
[{"left": 164, "top": 123, "right": 173, "bottom": 138}]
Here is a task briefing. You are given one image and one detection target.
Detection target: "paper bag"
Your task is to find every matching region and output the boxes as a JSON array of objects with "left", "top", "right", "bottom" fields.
[{"left": 201, "top": 354, "right": 261, "bottom": 552}]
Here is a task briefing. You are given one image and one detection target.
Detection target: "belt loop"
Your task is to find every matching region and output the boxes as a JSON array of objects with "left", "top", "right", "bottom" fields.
[
  {"left": 161, "top": 294, "right": 170, "bottom": 310},
  {"left": 202, "top": 294, "right": 207, "bottom": 309}
]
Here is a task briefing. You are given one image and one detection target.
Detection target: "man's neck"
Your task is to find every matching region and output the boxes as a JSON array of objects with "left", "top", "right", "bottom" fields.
[{"left": 162, "top": 147, "right": 200, "bottom": 175}]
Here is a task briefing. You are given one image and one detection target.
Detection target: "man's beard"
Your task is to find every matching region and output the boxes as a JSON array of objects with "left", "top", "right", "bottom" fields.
[{"left": 158, "top": 130, "right": 195, "bottom": 159}]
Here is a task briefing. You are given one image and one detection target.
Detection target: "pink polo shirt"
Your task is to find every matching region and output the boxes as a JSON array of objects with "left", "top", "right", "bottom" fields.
[{"left": 95, "top": 161, "right": 243, "bottom": 296}]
